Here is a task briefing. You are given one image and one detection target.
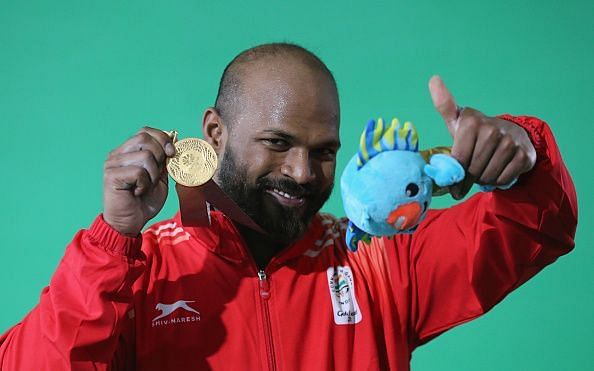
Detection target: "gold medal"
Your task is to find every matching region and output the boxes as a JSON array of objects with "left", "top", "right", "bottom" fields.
[
  {"left": 161, "top": 129, "right": 263, "bottom": 233},
  {"left": 165, "top": 132, "right": 217, "bottom": 187}
]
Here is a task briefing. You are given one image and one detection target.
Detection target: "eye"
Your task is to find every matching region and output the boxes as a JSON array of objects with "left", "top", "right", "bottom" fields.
[
  {"left": 265, "top": 138, "right": 287, "bottom": 145},
  {"left": 405, "top": 183, "right": 419, "bottom": 197},
  {"left": 262, "top": 138, "right": 290, "bottom": 149},
  {"left": 312, "top": 148, "right": 337, "bottom": 161}
]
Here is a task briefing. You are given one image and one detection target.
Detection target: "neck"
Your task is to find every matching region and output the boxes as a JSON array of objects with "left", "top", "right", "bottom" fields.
[{"left": 237, "top": 225, "right": 290, "bottom": 270}]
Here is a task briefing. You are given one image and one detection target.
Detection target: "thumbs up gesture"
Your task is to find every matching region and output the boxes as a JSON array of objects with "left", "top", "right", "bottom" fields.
[{"left": 428, "top": 76, "right": 536, "bottom": 199}]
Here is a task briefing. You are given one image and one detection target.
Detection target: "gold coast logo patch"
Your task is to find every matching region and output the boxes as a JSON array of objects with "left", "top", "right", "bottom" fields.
[{"left": 326, "top": 266, "right": 362, "bottom": 325}]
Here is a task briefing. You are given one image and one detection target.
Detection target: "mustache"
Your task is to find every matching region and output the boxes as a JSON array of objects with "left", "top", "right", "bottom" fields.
[{"left": 256, "top": 177, "right": 316, "bottom": 198}]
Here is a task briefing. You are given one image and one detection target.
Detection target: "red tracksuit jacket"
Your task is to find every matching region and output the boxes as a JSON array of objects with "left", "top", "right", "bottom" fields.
[{"left": 0, "top": 115, "right": 578, "bottom": 370}]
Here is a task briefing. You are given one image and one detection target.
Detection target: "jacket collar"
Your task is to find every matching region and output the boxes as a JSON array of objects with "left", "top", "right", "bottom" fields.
[{"left": 173, "top": 210, "right": 326, "bottom": 266}]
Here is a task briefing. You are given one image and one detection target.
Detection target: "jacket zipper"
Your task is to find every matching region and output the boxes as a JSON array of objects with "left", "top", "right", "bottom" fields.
[{"left": 258, "top": 269, "right": 277, "bottom": 371}]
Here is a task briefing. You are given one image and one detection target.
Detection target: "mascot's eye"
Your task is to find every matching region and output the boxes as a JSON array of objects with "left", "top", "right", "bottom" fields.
[{"left": 405, "top": 183, "right": 419, "bottom": 197}]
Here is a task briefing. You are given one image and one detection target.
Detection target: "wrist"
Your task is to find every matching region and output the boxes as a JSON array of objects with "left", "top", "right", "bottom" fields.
[
  {"left": 87, "top": 214, "right": 143, "bottom": 257},
  {"left": 102, "top": 213, "right": 143, "bottom": 237},
  {"left": 497, "top": 114, "right": 547, "bottom": 161}
]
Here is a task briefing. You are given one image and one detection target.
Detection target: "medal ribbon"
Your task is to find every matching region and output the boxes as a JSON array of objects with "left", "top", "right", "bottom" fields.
[{"left": 175, "top": 180, "right": 266, "bottom": 234}]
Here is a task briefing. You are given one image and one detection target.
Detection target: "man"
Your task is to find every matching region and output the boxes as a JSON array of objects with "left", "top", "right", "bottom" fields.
[{"left": 0, "top": 43, "right": 577, "bottom": 370}]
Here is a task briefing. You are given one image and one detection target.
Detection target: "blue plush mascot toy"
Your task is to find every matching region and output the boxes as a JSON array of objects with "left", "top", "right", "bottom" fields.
[{"left": 340, "top": 117, "right": 466, "bottom": 252}]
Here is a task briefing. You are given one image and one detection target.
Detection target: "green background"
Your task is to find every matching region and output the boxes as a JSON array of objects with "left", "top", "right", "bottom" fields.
[{"left": 1, "top": 0, "right": 592, "bottom": 369}]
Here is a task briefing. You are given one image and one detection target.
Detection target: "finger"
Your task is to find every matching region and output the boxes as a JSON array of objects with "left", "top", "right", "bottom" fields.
[
  {"left": 496, "top": 149, "right": 530, "bottom": 185},
  {"left": 449, "top": 137, "right": 478, "bottom": 199},
  {"left": 106, "top": 165, "right": 152, "bottom": 197},
  {"left": 139, "top": 127, "right": 176, "bottom": 157},
  {"left": 159, "top": 164, "right": 169, "bottom": 187},
  {"left": 113, "top": 132, "right": 167, "bottom": 165},
  {"left": 450, "top": 173, "right": 476, "bottom": 200},
  {"left": 105, "top": 150, "right": 162, "bottom": 184},
  {"left": 449, "top": 180, "right": 466, "bottom": 200},
  {"left": 429, "top": 75, "right": 459, "bottom": 136},
  {"left": 478, "top": 136, "right": 518, "bottom": 185},
  {"left": 466, "top": 126, "right": 502, "bottom": 182},
  {"left": 450, "top": 116, "right": 478, "bottom": 169},
  {"left": 449, "top": 111, "right": 486, "bottom": 200},
  {"left": 112, "top": 127, "right": 175, "bottom": 159}
]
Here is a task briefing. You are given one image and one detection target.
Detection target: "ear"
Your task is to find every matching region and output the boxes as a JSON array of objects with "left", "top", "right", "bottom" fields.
[{"left": 202, "top": 107, "right": 227, "bottom": 153}]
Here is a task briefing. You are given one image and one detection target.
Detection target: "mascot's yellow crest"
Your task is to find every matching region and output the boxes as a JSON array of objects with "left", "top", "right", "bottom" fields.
[{"left": 357, "top": 118, "right": 419, "bottom": 169}]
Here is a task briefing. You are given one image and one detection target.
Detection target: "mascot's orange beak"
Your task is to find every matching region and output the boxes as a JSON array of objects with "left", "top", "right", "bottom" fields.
[{"left": 386, "top": 202, "right": 422, "bottom": 231}]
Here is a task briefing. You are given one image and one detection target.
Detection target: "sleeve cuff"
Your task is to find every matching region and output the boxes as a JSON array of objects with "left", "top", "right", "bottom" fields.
[
  {"left": 497, "top": 114, "right": 548, "bottom": 161},
  {"left": 86, "top": 214, "right": 143, "bottom": 258}
]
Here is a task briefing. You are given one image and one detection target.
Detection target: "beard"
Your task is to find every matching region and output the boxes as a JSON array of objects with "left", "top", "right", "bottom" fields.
[{"left": 216, "top": 146, "right": 333, "bottom": 243}]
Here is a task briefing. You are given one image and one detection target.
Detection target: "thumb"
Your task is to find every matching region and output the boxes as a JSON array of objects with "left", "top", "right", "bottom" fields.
[{"left": 429, "top": 75, "right": 459, "bottom": 136}]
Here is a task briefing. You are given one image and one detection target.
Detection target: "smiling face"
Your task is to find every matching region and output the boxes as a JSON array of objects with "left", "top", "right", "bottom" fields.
[{"left": 207, "top": 56, "right": 340, "bottom": 243}]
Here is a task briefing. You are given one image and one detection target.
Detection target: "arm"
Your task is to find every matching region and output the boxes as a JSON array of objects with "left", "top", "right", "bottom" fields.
[
  {"left": 0, "top": 127, "right": 175, "bottom": 369},
  {"left": 0, "top": 215, "right": 145, "bottom": 370},
  {"left": 389, "top": 114, "right": 577, "bottom": 347}
]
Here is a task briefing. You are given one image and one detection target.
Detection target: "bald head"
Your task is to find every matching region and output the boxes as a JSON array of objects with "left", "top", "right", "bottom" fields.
[
  {"left": 204, "top": 44, "right": 340, "bottom": 244},
  {"left": 214, "top": 43, "right": 339, "bottom": 129}
]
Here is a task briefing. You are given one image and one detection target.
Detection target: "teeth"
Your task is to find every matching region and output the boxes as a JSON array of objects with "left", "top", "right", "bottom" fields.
[{"left": 272, "top": 188, "right": 299, "bottom": 200}]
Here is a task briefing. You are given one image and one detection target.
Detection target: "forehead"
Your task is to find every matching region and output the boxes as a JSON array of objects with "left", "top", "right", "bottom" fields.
[{"left": 233, "top": 58, "right": 340, "bottom": 140}]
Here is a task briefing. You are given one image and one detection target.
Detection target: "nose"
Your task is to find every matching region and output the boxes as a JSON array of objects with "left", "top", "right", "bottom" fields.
[{"left": 281, "top": 148, "right": 316, "bottom": 184}]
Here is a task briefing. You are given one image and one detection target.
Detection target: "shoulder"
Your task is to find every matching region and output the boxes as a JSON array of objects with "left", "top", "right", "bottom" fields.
[
  {"left": 141, "top": 216, "right": 190, "bottom": 254},
  {"left": 312, "top": 213, "right": 397, "bottom": 267},
  {"left": 315, "top": 214, "right": 404, "bottom": 286},
  {"left": 299, "top": 213, "right": 349, "bottom": 259},
  {"left": 318, "top": 212, "right": 349, "bottom": 233},
  {"left": 317, "top": 212, "right": 351, "bottom": 249}
]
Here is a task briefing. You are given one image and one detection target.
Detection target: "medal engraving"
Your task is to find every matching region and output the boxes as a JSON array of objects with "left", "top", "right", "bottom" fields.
[{"left": 167, "top": 138, "right": 217, "bottom": 187}]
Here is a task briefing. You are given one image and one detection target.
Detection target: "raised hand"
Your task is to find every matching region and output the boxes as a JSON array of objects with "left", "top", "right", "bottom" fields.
[
  {"left": 428, "top": 76, "right": 536, "bottom": 199},
  {"left": 103, "top": 127, "right": 176, "bottom": 236}
]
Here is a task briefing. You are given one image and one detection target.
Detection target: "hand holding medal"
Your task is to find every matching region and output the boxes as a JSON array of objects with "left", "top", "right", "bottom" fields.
[{"left": 103, "top": 127, "right": 264, "bottom": 237}]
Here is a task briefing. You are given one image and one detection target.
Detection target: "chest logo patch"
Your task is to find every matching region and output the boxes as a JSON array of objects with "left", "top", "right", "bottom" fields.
[
  {"left": 152, "top": 300, "right": 201, "bottom": 327},
  {"left": 327, "top": 266, "right": 362, "bottom": 325}
]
